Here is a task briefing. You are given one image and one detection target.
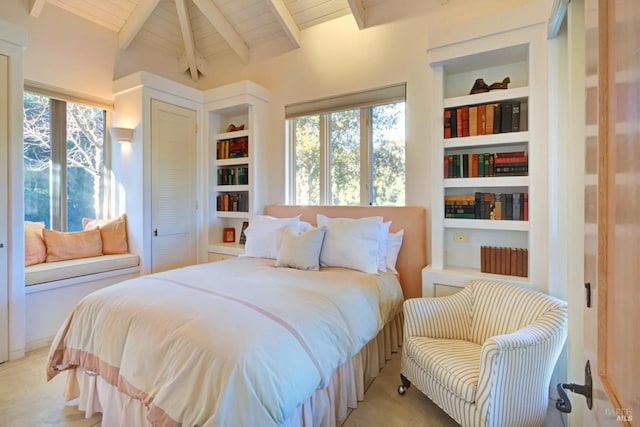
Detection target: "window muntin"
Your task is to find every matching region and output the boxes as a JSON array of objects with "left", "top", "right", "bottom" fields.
[{"left": 23, "top": 93, "right": 108, "bottom": 231}]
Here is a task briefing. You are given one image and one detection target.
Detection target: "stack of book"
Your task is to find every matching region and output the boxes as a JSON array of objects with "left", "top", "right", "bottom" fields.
[
  {"left": 217, "top": 166, "right": 249, "bottom": 185},
  {"left": 443, "top": 99, "right": 528, "bottom": 138},
  {"left": 216, "top": 192, "right": 249, "bottom": 212},
  {"left": 493, "top": 151, "right": 528, "bottom": 176},
  {"left": 445, "top": 195, "right": 476, "bottom": 219},
  {"left": 444, "top": 151, "right": 528, "bottom": 178},
  {"left": 444, "top": 192, "right": 528, "bottom": 220},
  {"left": 217, "top": 136, "right": 248, "bottom": 159},
  {"left": 480, "top": 246, "right": 528, "bottom": 277}
]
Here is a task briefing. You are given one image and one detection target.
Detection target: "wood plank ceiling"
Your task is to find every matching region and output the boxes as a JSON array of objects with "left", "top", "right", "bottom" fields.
[{"left": 28, "top": 0, "right": 412, "bottom": 82}]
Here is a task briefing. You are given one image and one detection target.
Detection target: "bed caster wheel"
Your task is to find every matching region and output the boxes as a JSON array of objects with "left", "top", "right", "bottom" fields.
[{"left": 398, "top": 385, "right": 407, "bottom": 395}]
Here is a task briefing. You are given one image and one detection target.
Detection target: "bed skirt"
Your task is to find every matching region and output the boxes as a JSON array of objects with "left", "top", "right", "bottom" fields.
[{"left": 64, "top": 313, "right": 403, "bottom": 427}]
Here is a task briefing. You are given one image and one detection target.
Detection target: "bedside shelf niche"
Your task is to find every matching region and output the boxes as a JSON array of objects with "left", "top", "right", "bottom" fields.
[{"left": 204, "top": 81, "right": 269, "bottom": 252}]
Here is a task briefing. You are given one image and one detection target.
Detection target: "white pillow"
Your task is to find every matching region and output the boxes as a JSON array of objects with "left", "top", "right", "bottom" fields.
[
  {"left": 298, "top": 221, "right": 314, "bottom": 233},
  {"left": 317, "top": 214, "right": 383, "bottom": 274},
  {"left": 386, "top": 229, "right": 404, "bottom": 272},
  {"left": 378, "top": 221, "right": 391, "bottom": 272},
  {"left": 244, "top": 215, "right": 301, "bottom": 259},
  {"left": 275, "top": 227, "right": 326, "bottom": 270}
]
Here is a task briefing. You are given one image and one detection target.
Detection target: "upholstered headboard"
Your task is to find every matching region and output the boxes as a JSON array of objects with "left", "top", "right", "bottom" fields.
[{"left": 264, "top": 205, "right": 426, "bottom": 299}]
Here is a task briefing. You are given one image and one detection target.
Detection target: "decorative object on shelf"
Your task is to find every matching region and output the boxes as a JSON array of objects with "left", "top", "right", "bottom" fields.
[
  {"left": 488, "top": 76, "right": 511, "bottom": 90},
  {"left": 469, "top": 78, "right": 490, "bottom": 94},
  {"left": 225, "top": 123, "right": 245, "bottom": 132},
  {"left": 239, "top": 221, "right": 249, "bottom": 244},
  {"left": 223, "top": 227, "right": 235, "bottom": 243}
]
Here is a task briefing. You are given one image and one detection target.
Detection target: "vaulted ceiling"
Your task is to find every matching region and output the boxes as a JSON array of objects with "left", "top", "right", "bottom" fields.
[{"left": 29, "top": 0, "right": 448, "bottom": 82}]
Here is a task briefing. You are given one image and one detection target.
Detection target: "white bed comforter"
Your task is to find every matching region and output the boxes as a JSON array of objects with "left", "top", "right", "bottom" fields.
[{"left": 47, "top": 257, "right": 403, "bottom": 427}]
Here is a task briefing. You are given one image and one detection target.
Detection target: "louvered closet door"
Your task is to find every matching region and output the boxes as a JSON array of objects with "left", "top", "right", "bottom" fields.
[
  {"left": 0, "top": 54, "right": 9, "bottom": 362},
  {"left": 150, "top": 100, "right": 197, "bottom": 273}
]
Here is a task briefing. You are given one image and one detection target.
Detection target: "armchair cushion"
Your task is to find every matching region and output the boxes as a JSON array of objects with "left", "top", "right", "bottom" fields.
[{"left": 405, "top": 337, "right": 481, "bottom": 403}]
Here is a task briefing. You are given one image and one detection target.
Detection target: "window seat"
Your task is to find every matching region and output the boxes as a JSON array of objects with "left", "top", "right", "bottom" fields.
[{"left": 26, "top": 253, "right": 140, "bottom": 286}]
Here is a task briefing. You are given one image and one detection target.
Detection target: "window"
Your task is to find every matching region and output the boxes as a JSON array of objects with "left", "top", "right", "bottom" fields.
[
  {"left": 23, "top": 91, "right": 109, "bottom": 231},
  {"left": 287, "top": 85, "right": 406, "bottom": 206}
]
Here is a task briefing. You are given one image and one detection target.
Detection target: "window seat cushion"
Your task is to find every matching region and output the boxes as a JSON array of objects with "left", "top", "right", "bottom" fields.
[{"left": 26, "top": 254, "right": 140, "bottom": 286}]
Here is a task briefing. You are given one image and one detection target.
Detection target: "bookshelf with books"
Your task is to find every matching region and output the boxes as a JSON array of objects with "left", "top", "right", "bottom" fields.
[
  {"left": 204, "top": 81, "right": 269, "bottom": 257},
  {"left": 423, "top": 19, "right": 549, "bottom": 296}
]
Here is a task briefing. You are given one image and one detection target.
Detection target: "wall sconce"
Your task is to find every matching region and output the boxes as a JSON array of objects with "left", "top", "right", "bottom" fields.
[{"left": 110, "top": 127, "right": 134, "bottom": 144}]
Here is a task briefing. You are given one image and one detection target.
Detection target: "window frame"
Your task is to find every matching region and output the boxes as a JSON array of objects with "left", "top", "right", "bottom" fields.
[
  {"left": 23, "top": 85, "right": 112, "bottom": 231},
  {"left": 286, "top": 92, "right": 405, "bottom": 206}
]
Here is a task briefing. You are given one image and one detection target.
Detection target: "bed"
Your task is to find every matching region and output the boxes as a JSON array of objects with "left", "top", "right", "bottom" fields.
[{"left": 47, "top": 205, "right": 426, "bottom": 427}]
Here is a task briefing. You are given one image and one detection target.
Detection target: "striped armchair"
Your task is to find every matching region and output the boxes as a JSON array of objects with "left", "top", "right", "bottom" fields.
[{"left": 398, "top": 279, "right": 567, "bottom": 427}]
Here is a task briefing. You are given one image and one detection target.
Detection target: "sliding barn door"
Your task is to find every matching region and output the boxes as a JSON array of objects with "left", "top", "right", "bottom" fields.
[{"left": 150, "top": 100, "right": 197, "bottom": 273}]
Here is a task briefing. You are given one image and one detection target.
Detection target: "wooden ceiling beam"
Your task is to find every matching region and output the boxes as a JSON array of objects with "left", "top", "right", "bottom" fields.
[
  {"left": 29, "top": 0, "right": 47, "bottom": 17},
  {"left": 346, "top": 0, "right": 365, "bottom": 30},
  {"left": 264, "top": 0, "right": 300, "bottom": 48},
  {"left": 118, "top": 0, "right": 161, "bottom": 50},
  {"left": 192, "top": 0, "right": 249, "bottom": 63},
  {"left": 175, "top": 0, "right": 199, "bottom": 81}
]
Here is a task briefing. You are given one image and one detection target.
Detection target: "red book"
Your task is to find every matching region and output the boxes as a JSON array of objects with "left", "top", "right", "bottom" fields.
[
  {"left": 494, "top": 156, "right": 529, "bottom": 164},
  {"left": 523, "top": 194, "right": 529, "bottom": 221},
  {"left": 495, "top": 151, "right": 527, "bottom": 158},
  {"left": 471, "top": 153, "right": 479, "bottom": 177},
  {"left": 456, "top": 108, "right": 463, "bottom": 137}
]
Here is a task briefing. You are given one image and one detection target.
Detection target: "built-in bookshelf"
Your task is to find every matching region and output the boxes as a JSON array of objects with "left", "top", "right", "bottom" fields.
[
  {"left": 423, "top": 21, "right": 548, "bottom": 296},
  {"left": 204, "top": 81, "right": 269, "bottom": 258}
]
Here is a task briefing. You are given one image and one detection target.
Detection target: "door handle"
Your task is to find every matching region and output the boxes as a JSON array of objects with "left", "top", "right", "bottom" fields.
[
  {"left": 556, "top": 360, "right": 593, "bottom": 413},
  {"left": 154, "top": 228, "right": 158, "bottom": 237}
]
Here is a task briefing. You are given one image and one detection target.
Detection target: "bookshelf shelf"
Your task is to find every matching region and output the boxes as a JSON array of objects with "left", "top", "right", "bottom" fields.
[
  {"left": 443, "top": 218, "right": 529, "bottom": 231},
  {"left": 424, "top": 21, "right": 548, "bottom": 296},
  {"left": 444, "top": 176, "right": 529, "bottom": 188},
  {"left": 215, "top": 184, "right": 249, "bottom": 192},
  {"left": 444, "top": 131, "right": 529, "bottom": 149},
  {"left": 214, "top": 129, "right": 250, "bottom": 140},
  {"left": 216, "top": 157, "right": 250, "bottom": 167},
  {"left": 215, "top": 211, "right": 250, "bottom": 218},
  {"left": 208, "top": 242, "right": 245, "bottom": 255},
  {"left": 443, "top": 86, "right": 529, "bottom": 109}
]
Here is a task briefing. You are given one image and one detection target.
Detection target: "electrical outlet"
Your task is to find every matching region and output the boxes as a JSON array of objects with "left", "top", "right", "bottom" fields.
[{"left": 453, "top": 233, "right": 468, "bottom": 243}]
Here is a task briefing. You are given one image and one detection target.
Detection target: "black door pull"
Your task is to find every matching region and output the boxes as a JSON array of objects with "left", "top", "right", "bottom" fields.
[{"left": 556, "top": 360, "right": 593, "bottom": 413}]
